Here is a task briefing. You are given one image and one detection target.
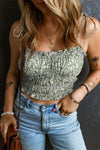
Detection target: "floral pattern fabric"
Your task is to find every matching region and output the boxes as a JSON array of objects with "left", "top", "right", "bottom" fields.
[{"left": 18, "top": 46, "right": 87, "bottom": 100}]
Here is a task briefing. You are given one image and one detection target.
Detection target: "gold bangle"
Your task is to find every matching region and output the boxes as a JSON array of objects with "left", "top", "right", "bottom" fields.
[{"left": 69, "top": 94, "right": 80, "bottom": 104}]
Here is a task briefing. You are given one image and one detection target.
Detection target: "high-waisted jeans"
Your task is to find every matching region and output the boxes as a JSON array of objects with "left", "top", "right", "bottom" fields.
[{"left": 14, "top": 92, "right": 87, "bottom": 150}]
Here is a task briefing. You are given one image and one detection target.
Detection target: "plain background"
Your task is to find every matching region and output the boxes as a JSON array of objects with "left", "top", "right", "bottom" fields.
[{"left": 0, "top": 0, "right": 100, "bottom": 150}]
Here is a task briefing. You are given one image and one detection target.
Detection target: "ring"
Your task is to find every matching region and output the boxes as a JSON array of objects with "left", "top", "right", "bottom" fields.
[
  {"left": 60, "top": 110, "right": 72, "bottom": 116},
  {"left": 64, "top": 112, "right": 72, "bottom": 116},
  {"left": 63, "top": 113, "right": 70, "bottom": 116}
]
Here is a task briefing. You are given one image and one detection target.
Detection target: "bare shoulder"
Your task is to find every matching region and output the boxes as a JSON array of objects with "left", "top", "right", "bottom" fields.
[
  {"left": 85, "top": 16, "right": 100, "bottom": 71},
  {"left": 9, "top": 19, "right": 23, "bottom": 51},
  {"left": 86, "top": 16, "right": 100, "bottom": 48},
  {"left": 86, "top": 16, "right": 100, "bottom": 37},
  {"left": 8, "top": 20, "right": 23, "bottom": 74}
]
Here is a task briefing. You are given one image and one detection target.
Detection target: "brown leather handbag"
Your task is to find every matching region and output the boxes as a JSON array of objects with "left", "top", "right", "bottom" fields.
[
  {"left": 0, "top": 42, "right": 25, "bottom": 150},
  {"left": 0, "top": 125, "right": 21, "bottom": 150}
]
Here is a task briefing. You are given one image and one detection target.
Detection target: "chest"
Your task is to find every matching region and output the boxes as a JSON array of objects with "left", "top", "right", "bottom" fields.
[{"left": 34, "top": 35, "right": 67, "bottom": 52}]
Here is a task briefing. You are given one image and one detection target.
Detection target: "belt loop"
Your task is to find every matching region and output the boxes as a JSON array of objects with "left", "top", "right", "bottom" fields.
[
  {"left": 40, "top": 105, "right": 45, "bottom": 112},
  {"left": 26, "top": 99, "right": 30, "bottom": 108}
]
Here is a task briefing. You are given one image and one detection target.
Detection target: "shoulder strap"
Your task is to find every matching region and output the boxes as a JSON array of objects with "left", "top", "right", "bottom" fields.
[{"left": 78, "top": 13, "right": 97, "bottom": 50}]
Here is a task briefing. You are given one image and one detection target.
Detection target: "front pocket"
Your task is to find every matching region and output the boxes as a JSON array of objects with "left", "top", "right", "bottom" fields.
[
  {"left": 14, "top": 96, "right": 26, "bottom": 113},
  {"left": 55, "top": 103, "right": 77, "bottom": 118},
  {"left": 58, "top": 109, "right": 76, "bottom": 118}
]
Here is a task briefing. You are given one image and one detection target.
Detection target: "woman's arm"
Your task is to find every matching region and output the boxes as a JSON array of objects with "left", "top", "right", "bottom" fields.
[
  {"left": 71, "top": 17, "right": 100, "bottom": 102},
  {"left": 0, "top": 20, "right": 22, "bottom": 141},
  {"left": 58, "top": 17, "right": 100, "bottom": 114},
  {"left": 3, "top": 20, "right": 21, "bottom": 112}
]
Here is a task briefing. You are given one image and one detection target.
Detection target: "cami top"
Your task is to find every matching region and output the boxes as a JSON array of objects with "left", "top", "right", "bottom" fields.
[{"left": 16, "top": 13, "right": 97, "bottom": 100}]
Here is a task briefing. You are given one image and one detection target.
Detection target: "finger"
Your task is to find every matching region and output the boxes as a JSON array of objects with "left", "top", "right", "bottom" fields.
[
  {"left": 58, "top": 102, "right": 62, "bottom": 110},
  {"left": 12, "top": 120, "right": 17, "bottom": 131},
  {"left": 63, "top": 113, "right": 70, "bottom": 116},
  {"left": 60, "top": 111, "right": 65, "bottom": 115},
  {"left": 60, "top": 111, "right": 70, "bottom": 116},
  {"left": 3, "top": 125, "right": 8, "bottom": 142},
  {"left": 64, "top": 112, "right": 71, "bottom": 115}
]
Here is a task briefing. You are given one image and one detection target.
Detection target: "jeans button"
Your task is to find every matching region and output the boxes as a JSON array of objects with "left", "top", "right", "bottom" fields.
[{"left": 41, "top": 106, "right": 45, "bottom": 112}]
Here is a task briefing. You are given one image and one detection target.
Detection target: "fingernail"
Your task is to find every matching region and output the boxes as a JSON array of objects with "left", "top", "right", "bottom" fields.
[
  {"left": 4, "top": 141, "right": 7, "bottom": 144},
  {"left": 15, "top": 129, "right": 18, "bottom": 131}
]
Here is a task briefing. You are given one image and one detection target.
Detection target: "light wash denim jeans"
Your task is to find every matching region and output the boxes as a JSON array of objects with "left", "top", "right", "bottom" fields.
[{"left": 14, "top": 92, "right": 87, "bottom": 150}]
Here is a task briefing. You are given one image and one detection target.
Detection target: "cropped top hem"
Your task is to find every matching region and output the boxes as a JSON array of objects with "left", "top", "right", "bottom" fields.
[{"left": 19, "top": 87, "right": 73, "bottom": 100}]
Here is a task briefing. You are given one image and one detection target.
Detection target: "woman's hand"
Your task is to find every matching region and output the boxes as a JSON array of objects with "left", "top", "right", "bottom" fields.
[
  {"left": 58, "top": 95, "right": 80, "bottom": 116},
  {"left": 0, "top": 114, "right": 17, "bottom": 142}
]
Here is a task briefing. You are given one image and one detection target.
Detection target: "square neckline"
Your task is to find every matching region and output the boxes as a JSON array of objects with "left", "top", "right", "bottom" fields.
[{"left": 26, "top": 46, "right": 87, "bottom": 56}]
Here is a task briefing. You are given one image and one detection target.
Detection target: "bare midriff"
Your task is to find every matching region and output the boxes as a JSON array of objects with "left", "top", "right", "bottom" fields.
[{"left": 21, "top": 90, "right": 62, "bottom": 105}]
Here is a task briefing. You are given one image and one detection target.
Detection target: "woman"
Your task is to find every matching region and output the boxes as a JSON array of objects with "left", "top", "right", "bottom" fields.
[{"left": 0, "top": 0, "right": 100, "bottom": 150}]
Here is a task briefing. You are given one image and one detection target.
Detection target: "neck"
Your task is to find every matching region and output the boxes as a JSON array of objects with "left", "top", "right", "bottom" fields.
[{"left": 43, "top": 13, "right": 58, "bottom": 26}]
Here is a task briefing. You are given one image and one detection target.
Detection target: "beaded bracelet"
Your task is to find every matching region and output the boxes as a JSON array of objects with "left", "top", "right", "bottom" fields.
[
  {"left": 81, "top": 83, "right": 89, "bottom": 95},
  {"left": 1, "top": 112, "right": 14, "bottom": 117},
  {"left": 69, "top": 94, "right": 80, "bottom": 104}
]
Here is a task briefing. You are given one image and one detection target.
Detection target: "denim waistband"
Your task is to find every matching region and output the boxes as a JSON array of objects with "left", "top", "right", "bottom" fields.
[{"left": 16, "top": 91, "right": 59, "bottom": 112}]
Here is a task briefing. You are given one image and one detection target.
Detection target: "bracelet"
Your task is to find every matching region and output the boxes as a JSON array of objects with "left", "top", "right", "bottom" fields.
[
  {"left": 1, "top": 112, "right": 14, "bottom": 117},
  {"left": 81, "top": 83, "right": 89, "bottom": 95},
  {"left": 69, "top": 94, "right": 80, "bottom": 104}
]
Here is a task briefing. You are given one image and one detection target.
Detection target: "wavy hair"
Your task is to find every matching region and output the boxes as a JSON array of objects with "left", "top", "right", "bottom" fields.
[{"left": 18, "top": 0, "right": 82, "bottom": 53}]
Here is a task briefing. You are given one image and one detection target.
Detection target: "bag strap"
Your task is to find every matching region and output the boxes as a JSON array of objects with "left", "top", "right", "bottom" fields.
[{"left": 17, "top": 40, "right": 25, "bottom": 130}]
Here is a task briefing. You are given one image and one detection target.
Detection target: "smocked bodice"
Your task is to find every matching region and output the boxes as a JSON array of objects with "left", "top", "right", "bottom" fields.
[{"left": 18, "top": 46, "right": 87, "bottom": 100}]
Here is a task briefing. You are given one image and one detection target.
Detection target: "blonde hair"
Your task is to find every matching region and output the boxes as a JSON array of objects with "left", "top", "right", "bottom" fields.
[{"left": 18, "top": 0, "right": 82, "bottom": 53}]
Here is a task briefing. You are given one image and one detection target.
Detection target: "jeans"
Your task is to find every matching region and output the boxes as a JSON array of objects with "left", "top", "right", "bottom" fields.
[{"left": 14, "top": 92, "right": 87, "bottom": 150}]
